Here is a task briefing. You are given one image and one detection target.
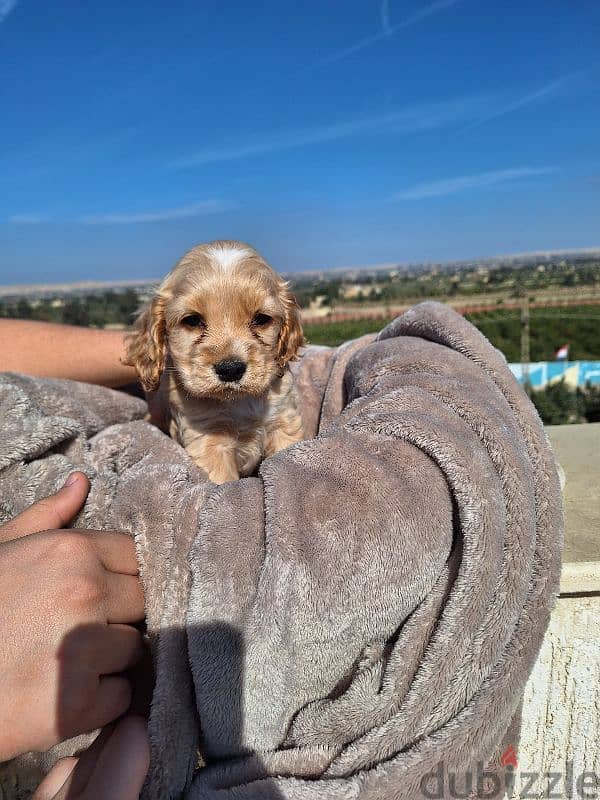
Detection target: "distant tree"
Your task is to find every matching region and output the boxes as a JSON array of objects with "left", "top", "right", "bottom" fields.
[
  {"left": 62, "top": 298, "right": 90, "bottom": 326},
  {"left": 577, "top": 383, "right": 600, "bottom": 423},
  {"left": 528, "top": 380, "right": 581, "bottom": 425},
  {"left": 15, "top": 299, "right": 33, "bottom": 319},
  {"left": 117, "top": 289, "right": 141, "bottom": 321},
  {"left": 321, "top": 283, "right": 340, "bottom": 306},
  {"left": 510, "top": 280, "right": 525, "bottom": 299}
]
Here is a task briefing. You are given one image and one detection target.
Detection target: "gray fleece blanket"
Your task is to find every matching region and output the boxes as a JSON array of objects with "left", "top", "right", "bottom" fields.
[{"left": 0, "top": 302, "right": 563, "bottom": 799}]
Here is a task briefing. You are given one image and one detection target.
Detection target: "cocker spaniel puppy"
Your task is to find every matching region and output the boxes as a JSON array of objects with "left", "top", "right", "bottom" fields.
[{"left": 125, "top": 240, "right": 305, "bottom": 484}]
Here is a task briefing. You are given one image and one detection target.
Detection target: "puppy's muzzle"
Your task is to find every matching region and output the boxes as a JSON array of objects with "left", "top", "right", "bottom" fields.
[{"left": 214, "top": 359, "right": 247, "bottom": 383}]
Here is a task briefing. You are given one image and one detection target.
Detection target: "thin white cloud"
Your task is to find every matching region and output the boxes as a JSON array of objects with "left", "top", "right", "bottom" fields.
[
  {"left": 172, "top": 94, "right": 494, "bottom": 169},
  {"left": 308, "top": 0, "right": 461, "bottom": 70},
  {"left": 172, "top": 73, "right": 576, "bottom": 170},
  {"left": 0, "top": 0, "right": 19, "bottom": 24},
  {"left": 462, "top": 71, "right": 586, "bottom": 131},
  {"left": 9, "top": 213, "right": 48, "bottom": 224},
  {"left": 393, "top": 166, "right": 558, "bottom": 200},
  {"left": 82, "top": 199, "right": 229, "bottom": 225}
]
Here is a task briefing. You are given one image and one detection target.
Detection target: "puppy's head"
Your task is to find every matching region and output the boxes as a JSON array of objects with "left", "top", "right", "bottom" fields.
[{"left": 125, "top": 241, "right": 304, "bottom": 399}]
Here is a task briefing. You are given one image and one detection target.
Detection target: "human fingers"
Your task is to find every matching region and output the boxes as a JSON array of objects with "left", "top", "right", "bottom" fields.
[
  {"left": 33, "top": 726, "right": 114, "bottom": 799},
  {"left": 85, "top": 531, "right": 140, "bottom": 575},
  {"left": 65, "top": 623, "right": 144, "bottom": 675},
  {"left": 103, "top": 572, "right": 145, "bottom": 624},
  {"left": 40, "top": 717, "right": 149, "bottom": 800},
  {"left": 76, "top": 716, "right": 149, "bottom": 800},
  {"left": 0, "top": 472, "right": 89, "bottom": 544},
  {"left": 32, "top": 758, "right": 78, "bottom": 800},
  {"left": 58, "top": 676, "right": 133, "bottom": 744}
]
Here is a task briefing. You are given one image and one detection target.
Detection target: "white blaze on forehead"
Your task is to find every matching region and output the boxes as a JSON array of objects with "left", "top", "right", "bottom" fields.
[{"left": 205, "top": 244, "right": 253, "bottom": 272}]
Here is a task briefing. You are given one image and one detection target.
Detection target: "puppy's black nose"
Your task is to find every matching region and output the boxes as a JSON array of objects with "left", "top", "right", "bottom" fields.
[{"left": 214, "top": 359, "right": 247, "bottom": 382}]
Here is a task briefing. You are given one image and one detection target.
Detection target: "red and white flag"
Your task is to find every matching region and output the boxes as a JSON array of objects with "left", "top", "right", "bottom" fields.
[{"left": 554, "top": 344, "right": 569, "bottom": 361}]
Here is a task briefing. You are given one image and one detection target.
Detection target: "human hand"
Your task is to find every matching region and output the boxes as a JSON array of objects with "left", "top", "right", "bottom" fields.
[
  {"left": 32, "top": 715, "right": 149, "bottom": 800},
  {"left": 0, "top": 473, "right": 145, "bottom": 761}
]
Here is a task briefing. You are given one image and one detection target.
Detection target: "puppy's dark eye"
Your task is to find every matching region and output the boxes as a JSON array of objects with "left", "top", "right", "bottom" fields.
[
  {"left": 181, "top": 314, "right": 205, "bottom": 328},
  {"left": 251, "top": 313, "right": 273, "bottom": 328}
]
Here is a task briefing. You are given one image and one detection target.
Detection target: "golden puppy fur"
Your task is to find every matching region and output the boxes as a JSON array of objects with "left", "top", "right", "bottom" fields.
[{"left": 125, "top": 240, "right": 305, "bottom": 483}]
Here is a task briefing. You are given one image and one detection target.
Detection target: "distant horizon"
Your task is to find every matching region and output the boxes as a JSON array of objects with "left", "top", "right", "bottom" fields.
[
  {"left": 1, "top": 244, "right": 599, "bottom": 294},
  {"left": 1, "top": 1, "right": 599, "bottom": 284}
]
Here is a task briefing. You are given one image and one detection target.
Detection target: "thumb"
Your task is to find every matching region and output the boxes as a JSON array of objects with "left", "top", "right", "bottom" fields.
[{"left": 0, "top": 472, "right": 90, "bottom": 544}]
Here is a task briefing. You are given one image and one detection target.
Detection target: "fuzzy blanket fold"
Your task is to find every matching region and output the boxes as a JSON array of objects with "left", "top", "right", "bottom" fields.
[{"left": 0, "top": 302, "right": 563, "bottom": 799}]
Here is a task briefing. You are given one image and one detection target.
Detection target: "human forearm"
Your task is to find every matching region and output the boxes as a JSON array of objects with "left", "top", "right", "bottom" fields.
[{"left": 0, "top": 320, "right": 136, "bottom": 387}]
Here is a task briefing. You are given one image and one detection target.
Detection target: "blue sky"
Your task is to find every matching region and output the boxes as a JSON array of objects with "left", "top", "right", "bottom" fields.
[{"left": 1, "top": 0, "right": 599, "bottom": 284}]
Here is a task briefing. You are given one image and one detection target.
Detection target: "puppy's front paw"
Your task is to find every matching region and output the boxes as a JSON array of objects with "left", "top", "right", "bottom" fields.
[{"left": 185, "top": 434, "right": 240, "bottom": 484}]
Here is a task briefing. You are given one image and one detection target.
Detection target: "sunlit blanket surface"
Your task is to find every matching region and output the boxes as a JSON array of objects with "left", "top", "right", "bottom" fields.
[{"left": 0, "top": 302, "right": 563, "bottom": 799}]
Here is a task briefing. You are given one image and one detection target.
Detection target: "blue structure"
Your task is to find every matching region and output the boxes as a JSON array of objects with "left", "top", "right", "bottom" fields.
[{"left": 509, "top": 361, "right": 600, "bottom": 389}]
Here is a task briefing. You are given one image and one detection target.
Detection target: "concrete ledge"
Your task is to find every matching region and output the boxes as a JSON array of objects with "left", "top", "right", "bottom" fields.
[
  {"left": 514, "top": 423, "right": 600, "bottom": 796},
  {"left": 560, "top": 560, "right": 600, "bottom": 594}
]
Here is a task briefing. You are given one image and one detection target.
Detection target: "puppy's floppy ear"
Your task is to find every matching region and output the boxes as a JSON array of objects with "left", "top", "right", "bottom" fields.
[
  {"left": 276, "top": 284, "right": 305, "bottom": 369},
  {"left": 124, "top": 295, "right": 168, "bottom": 391}
]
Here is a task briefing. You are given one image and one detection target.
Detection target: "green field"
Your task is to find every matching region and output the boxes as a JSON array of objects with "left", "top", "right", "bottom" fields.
[
  {"left": 305, "top": 305, "right": 600, "bottom": 361},
  {"left": 304, "top": 317, "right": 394, "bottom": 347},
  {"left": 465, "top": 305, "right": 600, "bottom": 362}
]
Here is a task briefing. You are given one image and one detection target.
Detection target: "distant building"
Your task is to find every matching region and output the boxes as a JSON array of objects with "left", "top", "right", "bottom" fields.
[{"left": 340, "top": 283, "right": 382, "bottom": 300}]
